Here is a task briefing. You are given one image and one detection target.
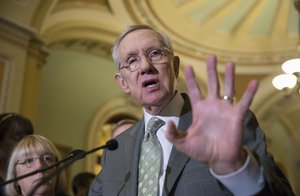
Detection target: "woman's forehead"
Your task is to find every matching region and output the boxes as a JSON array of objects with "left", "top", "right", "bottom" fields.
[
  {"left": 18, "top": 147, "right": 47, "bottom": 157},
  {"left": 19, "top": 149, "right": 38, "bottom": 157}
]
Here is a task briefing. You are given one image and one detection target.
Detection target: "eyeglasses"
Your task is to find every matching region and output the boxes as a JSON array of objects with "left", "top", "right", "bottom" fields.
[
  {"left": 119, "top": 47, "right": 173, "bottom": 72},
  {"left": 16, "top": 154, "right": 57, "bottom": 168}
]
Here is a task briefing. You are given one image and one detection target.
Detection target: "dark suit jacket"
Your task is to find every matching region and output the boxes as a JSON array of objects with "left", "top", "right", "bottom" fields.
[{"left": 89, "top": 94, "right": 294, "bottom": 196}]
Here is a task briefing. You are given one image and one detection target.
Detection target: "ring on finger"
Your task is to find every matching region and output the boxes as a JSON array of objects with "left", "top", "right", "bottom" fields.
[{"left": 223, "top": 95, "right": 234, "bottom": 103}]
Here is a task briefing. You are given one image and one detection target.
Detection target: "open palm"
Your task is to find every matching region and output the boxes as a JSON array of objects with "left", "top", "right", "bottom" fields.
[{"left": 166, "top": 55, "right": 258, "bottom": 174}]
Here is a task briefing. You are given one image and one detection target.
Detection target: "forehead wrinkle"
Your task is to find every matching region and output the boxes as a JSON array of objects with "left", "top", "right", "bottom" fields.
[{"left": 118, "top": 29, "right": 164, "bottom": 58}]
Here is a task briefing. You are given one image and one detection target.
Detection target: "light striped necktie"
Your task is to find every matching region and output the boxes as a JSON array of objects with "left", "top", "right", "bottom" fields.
[{"left": 138, "top": 117, "right": 165, "bottom": 196}]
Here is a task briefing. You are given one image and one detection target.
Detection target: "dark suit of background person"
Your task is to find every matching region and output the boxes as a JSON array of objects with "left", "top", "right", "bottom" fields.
[{"left": 89, "top": 25, "right": 294, "bottom": 195}]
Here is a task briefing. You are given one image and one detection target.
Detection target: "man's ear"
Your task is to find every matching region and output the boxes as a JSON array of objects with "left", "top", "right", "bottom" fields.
[
  {"left": 173, "top": 56, "right": 180, "bottom": 78},
  {"left": 114, "top": 73, "right": 130, "bottom": 93}
]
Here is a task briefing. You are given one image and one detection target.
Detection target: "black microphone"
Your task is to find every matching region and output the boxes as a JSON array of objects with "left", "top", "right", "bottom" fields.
[
  {"left": 0, "top": 139, "right": 118, "bottom": 188},
  {"left": 73, "top": 138, "right": 118, "bottom": 160},
  {"left": 28, "top": 139, "right": 118, "bottom": 196}
]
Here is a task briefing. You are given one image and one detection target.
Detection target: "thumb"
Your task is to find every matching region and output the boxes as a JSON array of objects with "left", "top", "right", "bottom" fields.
[{"left": 166, "top": 121, "right": 187, "bottom": 144}]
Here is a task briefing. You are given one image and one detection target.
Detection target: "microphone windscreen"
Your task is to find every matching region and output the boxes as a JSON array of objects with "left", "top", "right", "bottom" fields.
[{"left": 105, "top": 139, "right": 118, "bottom": 150}]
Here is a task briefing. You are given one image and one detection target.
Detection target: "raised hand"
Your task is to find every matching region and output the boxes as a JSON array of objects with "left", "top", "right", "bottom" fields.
[{"left": 166, "top": 55, "right": 258, "bottom": 175}]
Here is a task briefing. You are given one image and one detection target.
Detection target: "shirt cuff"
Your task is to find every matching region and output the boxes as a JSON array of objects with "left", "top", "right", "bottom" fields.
[{"left": 209, "top": 148, "right": 265, "bottom": 196}]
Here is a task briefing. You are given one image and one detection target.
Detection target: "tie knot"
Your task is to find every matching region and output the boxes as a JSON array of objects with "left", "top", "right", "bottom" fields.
[{"left": 147, "top": 117, "right": 165, "bottom": 134}]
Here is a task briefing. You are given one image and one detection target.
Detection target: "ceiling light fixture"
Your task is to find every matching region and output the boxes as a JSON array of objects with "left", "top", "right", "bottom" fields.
[{"left": 272, "top": 0, "right": 300, "bottom": 94}]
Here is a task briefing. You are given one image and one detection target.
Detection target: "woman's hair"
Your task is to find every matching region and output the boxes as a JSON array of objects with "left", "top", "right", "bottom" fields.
[
  {"left": 111, "top": 24, "right": 174, "bottom": 70},
  {"left": 5, "top": 134, "right": 66, "bottom": 195},
  {"left": 0, "top": 113, "right": 34, "bottom": 142}
]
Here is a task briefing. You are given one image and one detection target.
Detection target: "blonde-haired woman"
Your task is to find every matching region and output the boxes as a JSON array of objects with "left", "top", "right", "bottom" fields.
[{"left": 5, "top": 134, "right": 67, "bottom": 196}]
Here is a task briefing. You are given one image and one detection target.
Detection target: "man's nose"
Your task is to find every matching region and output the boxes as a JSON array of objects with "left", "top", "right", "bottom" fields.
[{"left": 140, "top": 56, "right": 154, "bottom": 73}]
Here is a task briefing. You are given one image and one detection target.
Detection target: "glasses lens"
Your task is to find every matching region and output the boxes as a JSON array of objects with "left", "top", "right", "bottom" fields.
[
  {"left": 24, "top": 157, "right": 35, "bottom": 168},
  {"left": 43, "top": 154, "right": 55, "bottom": 165},
  {"left": 127, "top": 56, "right": 139, "bottom": 72},
  {"left": 148, "top": 48, "right": 164, "bottom": 63},
  {"left": 121, "top": 47, "right": 171, "bottom": 72},
  {"left": 17, "top": 154, "right": 56, "bottom": 168}
]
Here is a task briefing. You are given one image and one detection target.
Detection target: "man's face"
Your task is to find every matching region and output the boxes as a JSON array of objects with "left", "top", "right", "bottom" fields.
[{"left": 115, "top": 29, "right": 179, "bottom": 114}]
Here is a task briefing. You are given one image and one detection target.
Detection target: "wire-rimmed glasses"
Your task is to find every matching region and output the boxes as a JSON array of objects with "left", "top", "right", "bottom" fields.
[
  {"left": 119, "top": 47, "right": 173, "bottom": 72},
  {"left": 16, "top": 154, "right": 56, "bottom": 168}
]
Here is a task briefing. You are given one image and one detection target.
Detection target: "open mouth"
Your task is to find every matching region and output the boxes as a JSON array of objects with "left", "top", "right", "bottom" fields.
[{"left": 143, "top": 79, "right": 158, "bottom": 88}]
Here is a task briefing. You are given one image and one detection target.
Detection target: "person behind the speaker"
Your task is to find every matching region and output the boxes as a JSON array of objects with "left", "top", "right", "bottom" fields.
[
  {"left": 72, "top": 172, "right": 96, "bottom": 196},
  {"left": 111, "top": 119, "right": 137, "bottom": 138},
  {"left": 5, "top": 134, "right": 67, "bottom": 196},
  {"left": 0, "top": 112, "right": 34, "bottom": 182}
]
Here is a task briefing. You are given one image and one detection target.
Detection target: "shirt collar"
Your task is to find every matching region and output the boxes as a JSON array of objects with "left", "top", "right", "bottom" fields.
[{"left": 144, "top": 92, "right": 184, "bottom": 125}]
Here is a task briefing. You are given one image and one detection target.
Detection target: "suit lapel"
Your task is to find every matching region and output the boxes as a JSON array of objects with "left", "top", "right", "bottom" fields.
[
  {"left": 163, "top": 96, "right": 193, "bottom": 196},
  {"left": 163, "top": 148, "right": 189, "bottom": 195},
  {"left": 123, "top": 119, "right": 145, "bottom": 196}
]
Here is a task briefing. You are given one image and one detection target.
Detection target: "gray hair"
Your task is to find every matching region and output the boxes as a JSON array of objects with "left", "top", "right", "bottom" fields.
[{"left": 112, "top": 24, "right": 174, "bottom": 70}]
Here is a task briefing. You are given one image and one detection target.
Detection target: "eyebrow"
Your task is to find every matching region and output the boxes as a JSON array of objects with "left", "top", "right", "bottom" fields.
[
  {"left": 20, "top": 152, "right": 34, "bottom": 157},
  {"left": 123, "top": 46, "right": 163, "bottom": 58},
  {"left": 124, "top": 49, "right": 140, "bottom": 58},
  {"left": 22, "top": 151, "right": 46, "bottom": 157}
]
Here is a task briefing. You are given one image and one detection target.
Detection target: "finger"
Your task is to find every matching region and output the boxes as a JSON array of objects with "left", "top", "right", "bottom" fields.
[
  {"left": 223, "top": 62, "right": 235, "bottom": 102},
  {"left": 237, "top": 80, "right": 259, "bottom": 113},
  {"left": 166, "top": 121, "right": 187, "bottom": 144},
  {"left": 184, "top": 65, "right": 204, "bottom": 106},
  {"left": 206, "top": 55, "right": 220, "bottom": 99}
]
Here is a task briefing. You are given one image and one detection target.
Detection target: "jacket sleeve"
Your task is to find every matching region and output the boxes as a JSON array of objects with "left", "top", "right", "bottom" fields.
[{"left": 243, "top": 110, "right": 295, "bottom": 196}]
